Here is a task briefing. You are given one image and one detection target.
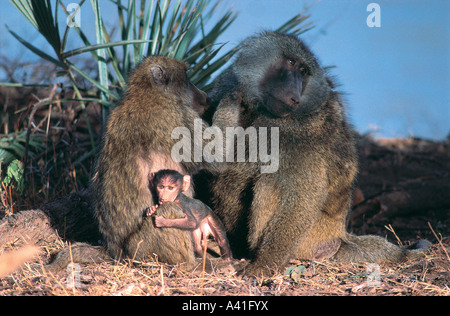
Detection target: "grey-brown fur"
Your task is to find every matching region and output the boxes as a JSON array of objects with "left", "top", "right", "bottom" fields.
[
  {"left": 92, "top": 56, "right": 208, "bottom": 263},
  {"left": 48, "top": 56, "right": 211, "bottom": 270},
  {"left": 205, "top": 31, "right": 428, "bottom": 276},
  {"left": 45, "top": 203, "right": 194, "bottom": 271}
]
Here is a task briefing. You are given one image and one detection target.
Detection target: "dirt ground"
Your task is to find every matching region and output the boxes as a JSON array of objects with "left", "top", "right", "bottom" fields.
[{"left": 0, "top": 137, "right": 449, "bottom": 296}]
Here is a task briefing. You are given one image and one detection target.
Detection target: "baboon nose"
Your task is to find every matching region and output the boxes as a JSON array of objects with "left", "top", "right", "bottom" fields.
[{"left": 290, "top": 97, "right": 300, "bottom": 105}]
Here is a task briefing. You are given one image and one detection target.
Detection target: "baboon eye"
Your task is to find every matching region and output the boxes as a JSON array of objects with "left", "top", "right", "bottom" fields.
[{"left": 288, "top": 59, "right": 296, "bottom": 66}]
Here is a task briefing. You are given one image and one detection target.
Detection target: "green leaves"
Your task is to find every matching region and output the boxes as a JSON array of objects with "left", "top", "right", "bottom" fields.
[
  {"left": 90, "top": 0, "right": 110, "bottom": 122},
  {"left": 108, "top": 0, "right": 239, "bottom": 89},
  {"left": 9, "top": 0, "right": 61, "bottom": 53},
  {"left": 0, "top": 131, "right": 45, "bottom": 164},
  {"left": 1, "top": 160, "right": 25, "bottom": 194},
  {"left": 284, "top": 265, "right": 307, "bottom": 283},
  {"left": 5, "top": 25, "right": 64, "bottom": 68}
]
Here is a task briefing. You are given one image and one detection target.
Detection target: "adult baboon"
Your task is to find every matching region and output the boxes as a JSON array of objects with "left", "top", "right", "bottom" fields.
[
  {"left": 48, "top": 56, "right": 211, "bottom": 270},
  {"left": 204, "top": 31, "right": 428, "bottom": 276}
]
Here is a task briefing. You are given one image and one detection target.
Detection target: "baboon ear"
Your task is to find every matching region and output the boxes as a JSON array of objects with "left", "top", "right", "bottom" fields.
[
  {"left": 150, "top": 65, "right": 169, "bottom": 85},
  {"left": 182, "top": 175, "right": 191, "bottom": 192},
  {"left": 149, "top": 172, "right": 155, "bottom": 185}
]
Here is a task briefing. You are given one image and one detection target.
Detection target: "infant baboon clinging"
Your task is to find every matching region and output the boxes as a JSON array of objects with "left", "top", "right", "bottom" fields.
[
  {"left": 48, "top": 56, "right": 213, "bottom": 270},
  {"left": 92, "top": 56, "right": 216, "bottom": 264},
  {"left": 148, "top": 169, "right": 232, "bottom": 261},
  {"left": 203, "top": 31, "right": 429, "bottom": 276}
]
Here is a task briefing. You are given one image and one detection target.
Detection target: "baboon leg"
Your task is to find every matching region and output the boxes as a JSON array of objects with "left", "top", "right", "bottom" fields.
[
  {"left": 333, "top": 234, "right": 430, "bottom": 263},
  {"left": 45, "top": 242, "right": 109, "bottom": 272}
]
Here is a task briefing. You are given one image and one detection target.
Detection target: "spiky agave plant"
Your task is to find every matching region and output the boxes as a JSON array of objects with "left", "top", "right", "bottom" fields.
[
  {"left": 6, "top": 0, "right": 313, "bottom": 121},
  {"left": 6, "top": 0, "right": 241, "bottom": 143}
]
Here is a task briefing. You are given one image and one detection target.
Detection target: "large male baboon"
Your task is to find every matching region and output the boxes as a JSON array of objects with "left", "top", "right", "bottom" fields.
[
  {"left": 204, "top": 31, "right": 428, "bottom": 276},
  {"left": 48, "top": 56, "right": 212, "bottom": 270}
]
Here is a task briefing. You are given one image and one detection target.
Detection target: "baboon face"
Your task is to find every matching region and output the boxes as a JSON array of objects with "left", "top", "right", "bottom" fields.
[
  {"left": 130, "top": 57, "right": 208, "bottom": 115},
  {"left": 155, "top": 178, "right": 182, "bottom": 203},
  {"left": 190, "top": 81, "right": 208, "bottom": 116},
  {"left": 233, "top": 32, "right": 329, "bottom": 118},
  {"left": 151, "top": 169, "right": 191, "bottom": 204},
  {"left": 259, "top": 56, "right": 309, "bottom": 117},
  {"left": 150, "top": 60, "right": 208, "bottom": 115}
]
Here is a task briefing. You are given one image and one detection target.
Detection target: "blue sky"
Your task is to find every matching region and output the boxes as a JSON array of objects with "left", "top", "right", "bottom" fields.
[{"left": 0, "top": 0, "right": 449, "bottom": 140}]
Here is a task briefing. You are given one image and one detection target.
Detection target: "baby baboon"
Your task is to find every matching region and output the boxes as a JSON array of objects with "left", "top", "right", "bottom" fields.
[
  {"left": 204, "top": 31, "right": 429, "bottom": 276},
  {"left": 148, "top": 169, "right": 232, "bottom": 261}
]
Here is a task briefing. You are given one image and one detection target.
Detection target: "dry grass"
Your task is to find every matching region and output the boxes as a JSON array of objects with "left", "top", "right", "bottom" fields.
[{"left": 0, "top": 235, "right": 448, "bottom": 296}]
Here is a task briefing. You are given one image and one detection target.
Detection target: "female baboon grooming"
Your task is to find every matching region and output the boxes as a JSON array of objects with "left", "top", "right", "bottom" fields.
[{"left": 205, "top": 31, "right": 429, "bottom": 276}]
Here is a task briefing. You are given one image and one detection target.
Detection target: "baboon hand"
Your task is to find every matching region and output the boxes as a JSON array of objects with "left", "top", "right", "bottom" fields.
[
  {"left": 153, "top": 215, "right": 167, "bottom": 228},
  {"left": 240, "top": 262, "right": 274, "bottom": 278},
  {"left": 146, "top": 205, "right": 159, "bottom": 217}
]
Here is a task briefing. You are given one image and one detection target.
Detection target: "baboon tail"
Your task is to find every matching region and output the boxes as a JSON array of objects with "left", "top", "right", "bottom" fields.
[
  {"left": 45, "top": 242, "right": 110, "bottom": 272},
  {"left": 333, "top": 234, "right": 431, "bottom": 263}
]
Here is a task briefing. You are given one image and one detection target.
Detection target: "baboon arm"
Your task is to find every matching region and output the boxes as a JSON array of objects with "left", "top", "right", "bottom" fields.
[
  {"left": 155, "top": 213, "right": 198, "bottom": 230},
  {"left": 192, "top": 228, "right": 204, "bottom": 256},
  {"left": 212, "top": 92, "right": 242, "bottom": 130},
  {"left": 206, "top": 215, "right": 233, "bottom": 260},
  {"left": 247, "top": 210, "right": 316, "bottom": 275},
  {"left": 247, "top": 169, "right": 328, "bottom": 275}
]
